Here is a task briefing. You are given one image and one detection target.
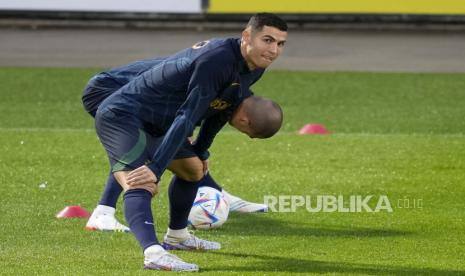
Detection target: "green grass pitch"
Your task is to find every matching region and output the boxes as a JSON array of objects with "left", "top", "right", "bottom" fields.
[{"left": 0, "top": 68, "right": 464, "bottom": 275}]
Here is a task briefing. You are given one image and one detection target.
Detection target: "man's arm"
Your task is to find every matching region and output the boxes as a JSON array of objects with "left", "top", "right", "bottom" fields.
[
  {"left": 192, "top": 111, "right": 232, "bottom": 160},
  {"left": 144, "top": 58, "right": 234, "bottom": 181},
  {"left": 193, "top": 85, "right": 255, "bottom": 160}
]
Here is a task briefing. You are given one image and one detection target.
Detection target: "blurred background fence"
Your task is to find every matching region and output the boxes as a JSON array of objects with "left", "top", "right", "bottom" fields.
[{"left": 1, "top": 0, "right": 465, "bottom": 30}]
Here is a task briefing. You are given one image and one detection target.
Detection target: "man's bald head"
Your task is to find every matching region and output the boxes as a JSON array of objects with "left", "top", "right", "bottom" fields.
[{"left": 230, "top": 96, "right": 283, "bottom": 138}]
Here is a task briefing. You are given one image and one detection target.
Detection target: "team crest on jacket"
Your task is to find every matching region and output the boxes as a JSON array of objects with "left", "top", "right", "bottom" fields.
[
  {"left": 192, "top": 40, "right": 210, "bottom": 49},
  {"left": 209, "top": 99, "right": 231, "bottom": 110}
]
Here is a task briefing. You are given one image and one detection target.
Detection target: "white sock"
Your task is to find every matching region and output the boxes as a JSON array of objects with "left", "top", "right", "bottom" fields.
[
  {"left": 222, "top": 190, "right": 242, "bottom": 204},
  {"left": 166, "top": 227, "right": 189, "bottom": 240},
  {"left": 144, "top": 244, "right": 166, "bottom": 257},
  {"left": 94, "top": 205, "right": 116, "bottom": 215}
]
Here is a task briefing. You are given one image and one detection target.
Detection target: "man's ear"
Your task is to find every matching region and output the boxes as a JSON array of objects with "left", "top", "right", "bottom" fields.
[
  {"left": 233, "top": 108, "right": 249, "bottom": 126},
  {"left": 238, "top": 115, "right": 249, "bottom": 124},
  {"left": 242, "top": 28, "right": 251, "bottom": 44}
]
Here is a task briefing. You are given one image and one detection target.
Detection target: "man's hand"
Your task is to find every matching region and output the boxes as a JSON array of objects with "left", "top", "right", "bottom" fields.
[
  {"left": 202, "top": 159, "right": 209, "bottom": 175},
  {"left": 127, "top": 165, "right": 159, "bottom": 195},
  {"left": 190, "top": 135, "right": 209, "bottom": 175}
]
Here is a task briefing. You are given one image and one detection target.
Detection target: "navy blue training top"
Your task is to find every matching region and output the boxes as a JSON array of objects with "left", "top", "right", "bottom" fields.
[{"left": 98, "top": 38, "right": 264, "bottom": 179}]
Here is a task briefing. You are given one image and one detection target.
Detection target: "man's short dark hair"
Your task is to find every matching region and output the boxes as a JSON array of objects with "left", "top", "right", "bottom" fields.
[{"left": 247, "top": 13, "right": 288, "bottom": 33}]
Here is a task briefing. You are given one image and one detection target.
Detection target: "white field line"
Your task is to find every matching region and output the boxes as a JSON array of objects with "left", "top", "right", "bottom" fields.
[
  {"left": 0, "top": 127, "right": 463, "bottom": 137},
  {"left": 0, "top": 127, "right": 95, "bottom": 132}
]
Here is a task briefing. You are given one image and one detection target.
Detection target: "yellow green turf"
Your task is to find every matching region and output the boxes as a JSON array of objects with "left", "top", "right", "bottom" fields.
[{"left": 0, "top": 68, "right": 464, "bottom": 275}]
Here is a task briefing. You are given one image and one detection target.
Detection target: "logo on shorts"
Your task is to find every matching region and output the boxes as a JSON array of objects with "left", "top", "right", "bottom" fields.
[{"left": 210, "top": 99, "right": 231, "bottom": 110}]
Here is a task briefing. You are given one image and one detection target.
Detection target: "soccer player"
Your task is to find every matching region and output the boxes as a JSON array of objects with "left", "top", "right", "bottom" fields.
[
  {"left": 92, "top": 13, "right": 287, "bottom": 271},
  {"left": 83, "top": 60, "right": 269, "bottom": 234}
]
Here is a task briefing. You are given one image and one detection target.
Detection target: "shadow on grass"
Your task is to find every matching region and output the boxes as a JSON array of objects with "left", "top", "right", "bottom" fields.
[
  {"left": 204, "top": 251, "right": 464, "bottom": 275},
  {"left": 222, "top": 213, "right": 410, "bottom": 237}
]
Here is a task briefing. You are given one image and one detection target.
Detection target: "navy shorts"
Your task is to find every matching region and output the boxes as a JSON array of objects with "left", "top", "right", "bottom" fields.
[
  {"left": 95, "top": 107, "right": 196, "bottom": 173},
  {"left": 82, "top": 75, "right": 122, "bottom": 117}
]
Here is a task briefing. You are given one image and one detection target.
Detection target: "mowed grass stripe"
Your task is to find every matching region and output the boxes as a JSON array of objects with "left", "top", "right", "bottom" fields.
[
  {"left": 1, "top": 68, "right": 464, "bottom": 134},
  {"left": 1, "top": 127, "right": 464, "bottom": 139},
  {"left": 1, "top": 67, "right": 464, "bottom": 274},
  {"left": 1, "top": 131, "right": 465, "bottom": 275}
]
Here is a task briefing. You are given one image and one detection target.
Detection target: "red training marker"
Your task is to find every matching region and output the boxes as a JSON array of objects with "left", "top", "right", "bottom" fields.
[
  {"left": 56, "top": 205, "right": 90, "bottom": 219},
  {"left": 298, "top": 124, "right": 330, "bottom": 135}
]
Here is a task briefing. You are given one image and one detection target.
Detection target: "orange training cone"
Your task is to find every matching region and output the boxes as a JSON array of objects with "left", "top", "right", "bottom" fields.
[
  {"left": 298, "top": 124, "right": 329, "bottom": 135},
  {"left": 56, "top": 205, "right": 90, "bottom": 219}
]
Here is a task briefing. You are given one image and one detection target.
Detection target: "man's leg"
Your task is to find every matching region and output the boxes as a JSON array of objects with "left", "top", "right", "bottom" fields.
[
  {"left": 198, "top": 173, "right": 268, "bottom": 213},
  {"left": 162, "top": 157, "right": 220, "bottom": 250},
  {"left": 165, "top": 155, "right": 267, "bottom": 239},
  {"left": 222, "top": 189, "right": 269, "bottom": 213},
  {"left": 83, "top": 82, "right": 128, "bottom": 232},
  {"left": 113, "top": 171, "right": 198, "bottom": 272},
  {"left": 113, "top": 171, "right": 159, "bottom": 250},
  {"left": 99, "top": 173, "right": 123, "bottom": 207},
  {"left": 167, "top": 157, "right": 203, "bottom": 230},
  {"left": 85, "top": 173, "right": 129, "bottom": 232},
  {"left": 95, "top": 110, "right": 198, "bottom": 272}
]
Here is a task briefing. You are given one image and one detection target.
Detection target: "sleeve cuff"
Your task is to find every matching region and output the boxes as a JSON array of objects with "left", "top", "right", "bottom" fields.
[
  {"left": 197, "top": 150, "right": 210, "bottom": 161},
  {"left": 147, "top": 163, "right": 162, "bottom": 183}
]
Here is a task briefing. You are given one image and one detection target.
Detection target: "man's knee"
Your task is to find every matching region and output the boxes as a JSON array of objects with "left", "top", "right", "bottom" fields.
[
  {"left": 113, "top": 171, "right": 159, "bottom": 195},
  {"left": 168, "top": 157, "right": 204, "bottom": 182},
  {"left": 178, "top": 170, "right": 204, "bottom": 182}
]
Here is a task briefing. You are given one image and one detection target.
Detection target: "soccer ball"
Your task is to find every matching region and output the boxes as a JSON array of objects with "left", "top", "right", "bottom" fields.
[{"left": 188, "top": 187, "right": 229, "bottom": 230}]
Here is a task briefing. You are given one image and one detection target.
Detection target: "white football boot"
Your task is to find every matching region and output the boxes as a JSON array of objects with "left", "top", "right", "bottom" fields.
[
  {"left": 85, "top": 205, "right": 130, "bottom": 233},
  {"left": 222, "top": 190, "right": 268, "bottom": 213},
  {"left": 162, "top": 228, "right": 221, "bottom": 251},
  {"left": 144, "top": 244, "right": 199, "bottom": 272}
]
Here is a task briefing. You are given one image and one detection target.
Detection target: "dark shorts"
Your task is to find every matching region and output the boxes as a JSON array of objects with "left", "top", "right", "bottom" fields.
[
  {"left": 82, "top": 75, "right": 122, "bottom": 117},
  {"left": 95, "top": 107, "right": 196, "bottom": 172}
]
